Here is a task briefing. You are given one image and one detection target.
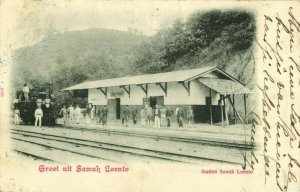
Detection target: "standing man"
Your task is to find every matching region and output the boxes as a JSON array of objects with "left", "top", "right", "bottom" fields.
[
  {"left": 74, "top": 104, "right": 81, "bottom": 124},
  {"left": 154, "top": 105, "right": 161, "bottom": 129},
  {"left": 14, "top": 106, "right": 20, "bottom": 125},
  {"left": 85, "top": 103, "right": 91, "bottom": 124},
  {"left": 91, "top": 105, "right": 95, "bottom": 120},
  {"left": 166, "top": 107, "right": 173, "bottom": 127},
  {"left": 68, "top": 104, "right": 75, "bottom": 124},
  {"left": 42, "top": 96, "right": 51, "bottom": 126},
  {"left": 102, "top": 105, "right": 108, "bottom": 126},
  {"left": 59, "top": 105, "right": 68, "bottom": 125},
  {"left": 44, "top": 96, "right": 51, "bottom": 107},
  {"left": 97, "top": 106, "right": 103, "bottom": 125},
  {"left": 34, "top": 106, "right": 43, "bottom": 127},
  {"left": 160, "top": 105, "right": 166, "bottom": 127},
  {"left": 140, "top": 107, "right": 146, "bottom": 126},
  {"left": 132, "top": 109, "right": 137, "bottom": 125},
  {"left": 178, "top": 107, "right": 184, "bottom": 127},
  {"left": 23, "top": 83, "right": 30, "bottom": 101},
  {"left": 175, "top": 106, "right": 180, "bottom": 125},
  {"left": 187, "top": 106, "right": 195, "bottom": 128},
  {"left": 146, "top": 105, "right": 153, "bottom": 127},
  {"left": 123, "top": 105, "right": 130, "bottom": 127}
]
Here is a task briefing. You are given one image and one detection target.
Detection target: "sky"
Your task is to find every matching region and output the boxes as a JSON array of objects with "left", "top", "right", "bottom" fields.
[{"left": 0, "top": 0, "right": 256, "bottom": 50}]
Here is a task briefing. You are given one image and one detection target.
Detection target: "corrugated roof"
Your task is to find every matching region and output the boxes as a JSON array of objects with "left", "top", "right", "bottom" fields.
[
  {"left": 62, "top": 66, "right": 217, "bottom": 90},
  {"left": 198, "top": 77, "right": 252, "bottom": 94}
]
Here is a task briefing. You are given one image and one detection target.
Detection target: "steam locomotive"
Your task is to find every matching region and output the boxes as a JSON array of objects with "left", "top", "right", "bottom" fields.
[{"left": 14, "top": 83, "right": 57, "bottom": 126}]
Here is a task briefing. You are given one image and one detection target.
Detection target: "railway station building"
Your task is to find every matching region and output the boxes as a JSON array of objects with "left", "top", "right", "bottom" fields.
[{"left": 63, "top": 66, "right": 252, "bottom": 125}]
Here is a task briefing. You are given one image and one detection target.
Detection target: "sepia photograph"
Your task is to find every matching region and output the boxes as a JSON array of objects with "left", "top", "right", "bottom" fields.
[
  {"left": 0, "top": 1, "right": 299, "bottom": 192},
  {"left": 11, "top": 3, "right": 256, "bottom": 166}
]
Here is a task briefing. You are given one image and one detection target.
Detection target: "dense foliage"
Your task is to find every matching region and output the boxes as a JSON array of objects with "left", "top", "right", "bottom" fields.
[{"left": 132, "top": 10, "right": 255, "bottom": 74}]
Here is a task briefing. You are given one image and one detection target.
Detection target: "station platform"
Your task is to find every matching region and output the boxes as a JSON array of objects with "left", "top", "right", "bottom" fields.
[{"left": 57, "top": 118, "right": 252, "bottom": 146}]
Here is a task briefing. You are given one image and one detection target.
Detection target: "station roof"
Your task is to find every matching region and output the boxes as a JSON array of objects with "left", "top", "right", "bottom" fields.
[
  {"left": 198, "top": 78, "right": 252, "bottom": 95},
  {"left": 62, "top": 66, "right": 251, "bottom": 94}
]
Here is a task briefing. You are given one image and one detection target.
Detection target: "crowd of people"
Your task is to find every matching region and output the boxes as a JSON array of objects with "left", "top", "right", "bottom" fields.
[
  {"left": 138, "top": 104, "right": 195, "bottom": 128},
  {"left": 14, "top": 83, "right": 196, "bottom": 128},
  {"left": 95, "top": 105, "right": 109, "bottom": 125},
  {"left": 59, "top": 104, "right": 83, "bottom": 125},
  {"left": 58, "top": 104, "right": 109, "bottom": 126},
  {"left": 58, "top": 104, "right": 195, "bottom": 128}
]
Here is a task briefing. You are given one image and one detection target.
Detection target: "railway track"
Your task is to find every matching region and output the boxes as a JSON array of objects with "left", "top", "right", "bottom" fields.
[
  {"left": 10, "top": 125, "right": 253, "bottom": 165},
  {"left": 30, "top": 125, "right": 254, "bottom": 149},
  {"left": 10, "top": 128, "right": 243, "bottom": 165},
  {"left": 13, "top": 150, "right": 57, "bottom": 162}
]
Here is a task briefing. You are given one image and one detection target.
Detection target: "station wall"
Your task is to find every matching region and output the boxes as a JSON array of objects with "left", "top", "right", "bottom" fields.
[{"left": 88, "top": 79, "right": 220, "bottom": 106}]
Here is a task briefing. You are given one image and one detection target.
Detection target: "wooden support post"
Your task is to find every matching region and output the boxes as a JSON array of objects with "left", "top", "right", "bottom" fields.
[
  {"left": 227, "top": 96, "right": 244, "bottom": 124},
  {"left": 179, "top": 81, "right": 190, "bottom": 96},
  {"left": 209, "top": 88, "right": 213, "bottom": 125},
  {"left": 120, "top": 85, "right": 130, "bottom": 98},
  {"left": 138, "top": 84, "right": 148, "bottom": 98},
  {"left": 156, "top": 82, "right": 167, "bottom": 96},
  {"left": 223, "top": 94, "right": 229, "bottom": 126},
  {"left": 244, "top": 94, "right": 247, "bottom": 124},
  {"left": 233, "top": 95, "right": 236, "bottom": 124},
  {"left": 165, "top": 82, "right": 167, "bottom": 96},
  {"left": 220, "top": 95, "right": 224, "bottom": 127}
]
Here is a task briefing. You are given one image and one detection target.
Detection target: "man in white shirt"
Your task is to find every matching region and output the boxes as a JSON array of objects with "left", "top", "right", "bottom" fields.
[
  {"left": 146, "top": 105, "right": 152, "bottom": 126},
  {"left": 74, "top": 105, "right": 81, "bottom": 124},
  {"left": 175, "top": 106, "right": 180, "bottom": 124},
  {"left": 14, "top": 107, "right": 20, "bottom": 125},
  {"left": 59, "top": 105, "right": 68, "bottom": 125},
  {"left": 68, "top": 104, "right": 75, "bottom": 123},
  {"left": 160, "top": 105, "right": 166, "bottom": 127},
  {"left": 35, "top": 107, "right": 43, "bottom": 127},
  {"left": 23, "top": 83, "right": 29, "bottom": 100},
  {"left": 154, "top": 105, "right": 161, "bottom": 129}
]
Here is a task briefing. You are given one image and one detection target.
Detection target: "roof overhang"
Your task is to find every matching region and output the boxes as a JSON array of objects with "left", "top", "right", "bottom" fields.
[
  {"left": 61, "top": 66, "right": 251, "bottom": 93},
  {"left": 198, "top": 77, "right": 252, "bottom": 95},
  {"left": 185, "top": 67, "right": 243, "bottom": 85},
  {"left": 61, "top": 66, "right": 217, "bottom": 91}
]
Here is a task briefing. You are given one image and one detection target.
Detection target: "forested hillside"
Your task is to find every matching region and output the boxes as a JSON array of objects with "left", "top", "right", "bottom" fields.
[
  {"left": 13, "top": 28, "right": 148, "bottom": 91},
  {"left": 13, "top": 10, "right": 256, "bottom": 95},
  {"left": 131, "top": 10, "right": 256, "bottom": 84}
]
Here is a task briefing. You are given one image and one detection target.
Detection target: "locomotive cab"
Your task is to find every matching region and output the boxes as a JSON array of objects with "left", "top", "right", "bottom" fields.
[{"left": 15, "top": 84, "right": 56, "bottom": 126}]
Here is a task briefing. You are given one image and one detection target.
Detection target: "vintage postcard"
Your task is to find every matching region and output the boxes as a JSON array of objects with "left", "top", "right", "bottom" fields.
[{"left": 0, "top": 0, "right": 299, "bottom": 191}]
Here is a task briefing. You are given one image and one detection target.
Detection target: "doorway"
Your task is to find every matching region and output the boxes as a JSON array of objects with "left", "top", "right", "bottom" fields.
[
  {"left": 107, "top": 98, "right": 121, "bottom": 120},
  {"left": 149, "top": 96, "right": 164, "bottom": 108}
]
